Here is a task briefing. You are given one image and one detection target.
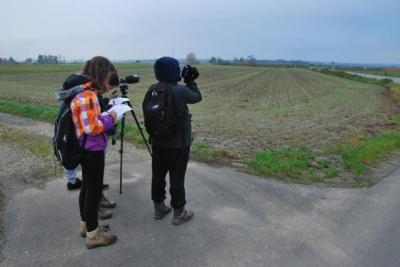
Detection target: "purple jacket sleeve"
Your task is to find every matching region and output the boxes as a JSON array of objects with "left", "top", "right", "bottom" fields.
[{"left": 99, "top": 114, "right": 114, "bottom": 132}]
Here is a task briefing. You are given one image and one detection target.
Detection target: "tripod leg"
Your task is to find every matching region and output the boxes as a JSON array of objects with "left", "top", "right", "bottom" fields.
[
  {"left": 126, "top": 101, "right": 152, "bottom": 156},
  {"left": 119, "top": 114, "right": 126, "bottom": 194}
]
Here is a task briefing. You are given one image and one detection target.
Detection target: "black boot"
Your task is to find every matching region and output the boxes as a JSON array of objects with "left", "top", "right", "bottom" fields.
[
  {"left": 172, "top": 207, "right": 193, "bottom": 225},
  {"left": 98, "top": 206, "right": 113, "bottom": 220},
  {"left": 100, "top": 193, "right": 117, "bottom": 209},
  {"left": 67, "top": 178, "right": 82, "bottom": 191},
  {"left": 154, "top": 202, "right": 172, "bottom": 220}
]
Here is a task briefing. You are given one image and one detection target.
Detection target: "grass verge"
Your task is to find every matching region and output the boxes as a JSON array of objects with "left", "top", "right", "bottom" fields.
[
  {"left": 0, "top": 123, "right": 52, "bottom": 160},
  {"left": 0, "top": 99, "right": 58, "bottom": 122},
  {"left": 191, "top": 140, "right": 238, "bottom": 163},
  {"left": 248, "top": 130, "right": 400, "bottom": 185},
  {"left": 339, "top": 130, "right": 400, "bottom": 174},
  {"left": 0, "top": 98, "right": 149, "bottom": 149},
  {"left": 247, "top": 146, "right": 337, "bottom": 183}
]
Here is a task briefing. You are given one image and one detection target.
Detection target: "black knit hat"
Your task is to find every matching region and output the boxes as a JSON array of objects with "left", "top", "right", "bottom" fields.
[{"left": 154, "top": 57, "right": 181, "bottom": 82}]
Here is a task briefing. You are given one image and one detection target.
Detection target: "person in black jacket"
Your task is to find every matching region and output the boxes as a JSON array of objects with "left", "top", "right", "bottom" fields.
[{"left": 144, "top": 57, "right": 202, "bottom": 225}]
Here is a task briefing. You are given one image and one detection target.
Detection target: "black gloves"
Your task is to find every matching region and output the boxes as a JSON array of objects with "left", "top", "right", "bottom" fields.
[
  {"left": 107, "top": 124, "right": 118, "bottom": 136},
  {"left": 181, "top": 65, "right": 199, "bottom": 84}
]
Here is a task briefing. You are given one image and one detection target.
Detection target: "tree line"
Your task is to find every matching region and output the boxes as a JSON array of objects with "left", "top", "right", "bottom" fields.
[
  {"left": 185, "top": 53, "right": 258, "bottom": 66},
  {"left": 0, "top": 54, "right": 65, "bottom": 65},
  {"left": 209, "top": 55, "right": 257, "bottom": 66}
]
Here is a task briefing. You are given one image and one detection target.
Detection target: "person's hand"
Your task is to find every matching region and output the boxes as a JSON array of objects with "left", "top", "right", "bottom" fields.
[
  {"left": 109, "top": 110, "right": 118, "bottom": 123},
  {"left": 181, "top": 65, "right": 200, "bottom": 84}
]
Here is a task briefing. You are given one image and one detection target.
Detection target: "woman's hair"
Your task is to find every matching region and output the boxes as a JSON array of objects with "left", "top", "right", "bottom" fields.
[{"left": 82, "top": 56, "right": 116, "bottom": 92}]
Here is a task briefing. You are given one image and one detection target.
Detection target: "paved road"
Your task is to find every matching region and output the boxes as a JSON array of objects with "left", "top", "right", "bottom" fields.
[
  {"left": 1, "top": 148, "right": 400, "bottom": 266},
  {"left": 347, "top": 72, "right": 400, "bottom": 84}
]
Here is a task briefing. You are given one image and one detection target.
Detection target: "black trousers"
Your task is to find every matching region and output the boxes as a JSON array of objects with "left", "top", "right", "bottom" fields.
[
  {"left": 79, "top": 150, "right": 105, "bottom": 232},
  {"left": 151, "top": 144, "right": 190, "bottom": 209}
]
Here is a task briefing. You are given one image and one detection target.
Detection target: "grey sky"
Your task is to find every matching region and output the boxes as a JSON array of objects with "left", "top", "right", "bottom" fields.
[{"left": 0, "top": 0, "right": 399, "bottom": 63}]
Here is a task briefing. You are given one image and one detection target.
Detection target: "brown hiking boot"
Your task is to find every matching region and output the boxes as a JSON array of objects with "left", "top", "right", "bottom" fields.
[
  {"left": 154, "top": 201, "right": 172, "bottom": 220},
  {"left": 80, "top": 222, "right": 110, "bottom": 238},
  {"left": 86, "top": 228, "right": 117, "bottom": 249},
  {"left": 172, "top": 208, "right": 194, "bottom": 225}
]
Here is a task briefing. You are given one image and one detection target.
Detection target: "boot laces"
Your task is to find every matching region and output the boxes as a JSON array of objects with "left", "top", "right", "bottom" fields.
[{"left": 98, "top": 225, "right": 109, "bottom": 234}]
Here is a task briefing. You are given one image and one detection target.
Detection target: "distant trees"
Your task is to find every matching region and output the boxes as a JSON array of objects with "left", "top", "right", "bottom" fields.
[
  {"left": 0, "top": 57, "right": 17, "bottom": 64},
  {"left": 209, "top": 55, "right": 257, "bottom": 66},
  {"left": 37, "top": 54, "right": 60, "bottom": 64},
  {"left": 25, "top": 58, "right": 33, "bottom": 64},
  {"left": 0, "top": 54, "right": 66, "bottom": 65},
  {"left": 247, "top": 55, "right": 257, "bottom": 66},
  {"left": 209, "top": 56, "right": 217, "bottom": 64},
  {"left": 186, "top": 52, "right": 198, "bottom": 65}
]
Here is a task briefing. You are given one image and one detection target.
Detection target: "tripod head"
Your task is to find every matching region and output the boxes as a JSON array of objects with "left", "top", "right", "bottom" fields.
[
  {"left": 114, "top": 73, "right": 151, "bottom": 194},
  {"left": 119, "top": 74, "right": 139, "bottom": 97}
]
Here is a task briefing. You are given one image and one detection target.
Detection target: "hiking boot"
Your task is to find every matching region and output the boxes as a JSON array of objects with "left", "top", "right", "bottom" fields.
[
  {"left": 154, "top": 202, "right": 172, "bottom": 220},
  {"left": 172, "top": 208, "right": 193, "bottom": 225},
  {"left": 100, "top": 194, "right": 117, "bottom": 209},
  {"left": 67, "top": 178, "right": 82, "bottom": 191},
  {"left": 98, "top": 206, "right": 113, "bottom": 220},
  {"left": 80, "top": 222, "right": 110, "bottom": 238},
  {"left": 86, "top": 227, "right": 117, "bottom": 249}
]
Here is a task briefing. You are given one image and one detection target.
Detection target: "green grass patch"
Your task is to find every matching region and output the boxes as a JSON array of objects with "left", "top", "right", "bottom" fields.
[
  {"left": 339, "top": 130, "right": 400, "bottom": 174},
  {"left": 0, "top": 98, "right": 152, "bottom": 149},
  {"left": 191, "top": 140, "right": 211, "bottom": 160},
  {"left": 247, "top": 146, "right": 336, "bottom": 183},
  {"left": 0, "top": 99, "right": 58, "bottom": 122},
  {"left": 121, "top": 123, "right": 150, "bottom": 148},
  {"left": 390, "top": 114, "right": 400, "bottom": 125},
  {"left": 191, "top": 140, "right": 238, "bottom": 163},
  {"left": 389, "top": 84, "right": 400, "bottom": 104}
]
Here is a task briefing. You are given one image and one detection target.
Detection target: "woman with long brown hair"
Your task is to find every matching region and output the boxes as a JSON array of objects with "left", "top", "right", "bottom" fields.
[{"left": 70, "top": 56, "right": 118, "bottom": 249}]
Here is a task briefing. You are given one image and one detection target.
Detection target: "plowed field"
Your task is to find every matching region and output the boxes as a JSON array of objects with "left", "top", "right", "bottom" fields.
[{"left": 0, "top": 64, "right": 396, "bottom": 156}]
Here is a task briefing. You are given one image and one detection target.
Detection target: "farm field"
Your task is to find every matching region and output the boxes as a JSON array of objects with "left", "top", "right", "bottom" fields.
[
  {"left": 0, "top": 64, "right": 396, "bottom": 151},
  {"left": 0, "top": 63, "right": 399, "bottom": 185}
]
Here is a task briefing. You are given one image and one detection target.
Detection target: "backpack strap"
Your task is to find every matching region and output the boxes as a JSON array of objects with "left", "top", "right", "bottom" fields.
[
  {"left": 81, "top": 133, "right": 88, "bottom": 149},
  {"left": 166, "top": 84, "right": 186, "bottom": 147}
]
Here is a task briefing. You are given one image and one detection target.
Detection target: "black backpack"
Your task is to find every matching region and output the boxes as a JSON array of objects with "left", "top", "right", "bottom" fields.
[
  {"left": 142, "top": 83, "right": 179, "bottom": 140},
  {"left": 53, "top": 96, "right": 87, "bottom": 170}
]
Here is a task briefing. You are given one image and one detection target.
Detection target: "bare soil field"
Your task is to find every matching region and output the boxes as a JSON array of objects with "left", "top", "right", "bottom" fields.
[
  {"left": 0, "top": 64, "right": 396, "bottom": 156},
  {"left": 1, "top": 64, "right": 399, "bottom": 185}
]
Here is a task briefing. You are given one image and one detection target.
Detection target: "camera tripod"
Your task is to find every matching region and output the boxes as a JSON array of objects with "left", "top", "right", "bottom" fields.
[{"left": 117, "top": 84, "right": 152, "bottom": 194}]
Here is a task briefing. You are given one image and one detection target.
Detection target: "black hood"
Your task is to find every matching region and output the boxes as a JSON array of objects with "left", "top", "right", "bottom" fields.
[
  {"left": 63, "top": 74, "right": 91, "bottom": 90},
  {"left": 55, "top": 74, "right": 91, "bottom": 101},
  {"left": 154, "top": 57, "right": 181, "bottom": 83}
]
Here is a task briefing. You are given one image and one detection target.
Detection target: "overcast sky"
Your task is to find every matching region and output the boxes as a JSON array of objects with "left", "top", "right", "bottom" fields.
[{"left": 0, "top": 0, "right": 399, "bottom": 63}]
